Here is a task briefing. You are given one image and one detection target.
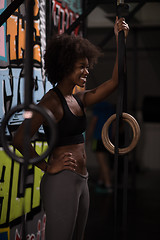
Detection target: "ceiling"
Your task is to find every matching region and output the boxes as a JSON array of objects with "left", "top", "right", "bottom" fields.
[{"left": 87, "top": 2, "right": 160, "bottom": 28}]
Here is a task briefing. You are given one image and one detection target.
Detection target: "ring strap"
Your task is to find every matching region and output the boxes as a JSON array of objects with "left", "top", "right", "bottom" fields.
[{"left": 113, "top": 3, "right": 129, "bottom": 240}]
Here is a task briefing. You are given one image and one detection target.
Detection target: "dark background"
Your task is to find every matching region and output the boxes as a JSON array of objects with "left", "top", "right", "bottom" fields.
[{"left": 84, "top": 2, "right": 160, "bottom": 240}]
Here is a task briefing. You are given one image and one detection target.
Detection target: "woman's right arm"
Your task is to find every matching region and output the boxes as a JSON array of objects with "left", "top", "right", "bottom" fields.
[{"left": 12, "top": 109, "right": 48, "bottom": 172}]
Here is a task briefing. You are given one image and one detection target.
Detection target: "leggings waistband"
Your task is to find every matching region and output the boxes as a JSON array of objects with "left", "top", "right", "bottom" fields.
[
  {"left": 46, "top": 169, "right": 88, "bottom": 179},
  {"left": 73, "top": 170, "right": 89, "bottom": 179}
]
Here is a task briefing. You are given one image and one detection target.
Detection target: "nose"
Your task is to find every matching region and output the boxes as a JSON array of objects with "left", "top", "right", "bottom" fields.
[{"left": 84, "top": 68, "right": 89, "bottom": 75}]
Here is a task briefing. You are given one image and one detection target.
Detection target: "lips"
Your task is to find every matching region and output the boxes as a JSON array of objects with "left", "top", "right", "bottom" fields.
[{"left": 80, "top": 77, "right": 86, "bottom": 83}]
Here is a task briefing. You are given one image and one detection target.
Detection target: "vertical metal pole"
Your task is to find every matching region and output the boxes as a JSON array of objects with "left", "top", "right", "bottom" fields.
[
  {"left": 131, "top": 29, "right": 138, "bottom": 191},
  {"left": 21, "top": 1, "right": 34, "bottom": 238},
  {"left": 25, "top": 0, "right": 34, "bottom": 106},
  {"left": 114, "top": 2, "right": 129, "bottom": 239},
  {"left": 46, "top": 0, "right": 52, "bottom": 40}
]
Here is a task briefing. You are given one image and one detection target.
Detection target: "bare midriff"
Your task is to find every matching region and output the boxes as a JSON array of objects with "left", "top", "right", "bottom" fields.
[{"left": 49, "top": 143, "right": 87, "bottom": 175}]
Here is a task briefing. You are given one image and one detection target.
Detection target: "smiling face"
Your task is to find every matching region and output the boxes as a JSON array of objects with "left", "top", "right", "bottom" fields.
[{"left": 68, "top": 58, "right": 89, "bottom": 88}]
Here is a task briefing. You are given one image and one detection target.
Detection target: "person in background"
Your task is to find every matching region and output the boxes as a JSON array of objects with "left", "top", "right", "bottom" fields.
[{"left": 86, "top": 101, "right": 115, "bottom": 193}]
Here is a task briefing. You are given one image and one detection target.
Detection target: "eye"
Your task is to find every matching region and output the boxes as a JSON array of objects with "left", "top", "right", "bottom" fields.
[
  {"left": 79, "top": 63, "right": 89, "bottom": 71},
  {"left": 86, "top": 66, "right": 89, "bottom": 71},
  {"left": 79, "top": 65, "right": 85, "bottom": 70}
]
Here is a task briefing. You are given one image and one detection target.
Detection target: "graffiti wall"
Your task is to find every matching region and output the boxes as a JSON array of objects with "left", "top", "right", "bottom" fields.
[{"left": 0, "top": 0, "right": 82, "bottom": 239}]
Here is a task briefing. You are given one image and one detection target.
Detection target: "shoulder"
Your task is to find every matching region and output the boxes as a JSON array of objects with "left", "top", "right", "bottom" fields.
[
  {"left": 74, "top": 90, "right": 89, "bottom": 107},
  {"left": 39, "top": 89, "right": 56, "bottom": 105},
  {"left": 74, "top": 89, "right": 97, "bottom": 108},
  {"left": 38, "top": 89, "right": 62, "bottom": 117}
]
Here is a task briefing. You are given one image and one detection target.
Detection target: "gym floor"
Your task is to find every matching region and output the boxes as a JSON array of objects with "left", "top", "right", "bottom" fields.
[{"left": 84, "top": 168, "right": 160, "bottom": 240}]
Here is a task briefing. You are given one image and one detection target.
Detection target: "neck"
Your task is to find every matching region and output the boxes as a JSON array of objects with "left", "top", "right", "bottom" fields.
[{"left": 57, "top": 81, "right": 75, "bottom": 96}]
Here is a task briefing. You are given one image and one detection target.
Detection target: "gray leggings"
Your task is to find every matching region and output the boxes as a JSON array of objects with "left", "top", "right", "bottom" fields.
[{"left": 40, "top": 170, "right": 89, "bottom": 240}]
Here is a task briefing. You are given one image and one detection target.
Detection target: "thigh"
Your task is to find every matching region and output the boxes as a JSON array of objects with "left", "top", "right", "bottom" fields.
[
  {"left": 73, "top": 178, "right": 90, "bottom": 240},
  {"left": 40, "top": 171, "right": 80, "bottom": 240}
]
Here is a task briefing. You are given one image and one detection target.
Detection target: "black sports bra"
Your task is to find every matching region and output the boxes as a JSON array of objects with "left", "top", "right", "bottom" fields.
[{"left": 43, "top": 87, "right": 87, "bottom": 147}]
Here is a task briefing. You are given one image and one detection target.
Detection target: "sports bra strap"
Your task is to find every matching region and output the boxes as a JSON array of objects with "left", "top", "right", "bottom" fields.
[
  {"left": 73, "top": 94, "right": 84, "bottom": 111},
  {"left": 53, "top": 87, "right": 84, "bottom": 111},
  {"left": 53, "top": 87, "right": 66, "bottom": 104}
]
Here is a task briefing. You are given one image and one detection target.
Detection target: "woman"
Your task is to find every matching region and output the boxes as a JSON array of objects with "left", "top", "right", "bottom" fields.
[{"left": 13, "top": 17, "right": 129, "bottom": 240}]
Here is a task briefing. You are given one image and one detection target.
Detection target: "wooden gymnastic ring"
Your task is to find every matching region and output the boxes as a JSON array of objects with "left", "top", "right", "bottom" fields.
[{"left": 101, "top": 113, "right": 140, "bottom": 155}]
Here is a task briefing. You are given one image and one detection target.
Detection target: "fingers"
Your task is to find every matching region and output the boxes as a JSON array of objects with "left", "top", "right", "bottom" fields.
[
  {"left": 117, "top": 18, "right": 129, "bottom": 30},
  {"left": 48, "top": 152, "right": 78, "bottom": 173},
  {"left": 115, "top": 17, "right": 129, "bottom": 38},
  {"left": 63, "top": 152, "right": 77, "bottom": 171}
]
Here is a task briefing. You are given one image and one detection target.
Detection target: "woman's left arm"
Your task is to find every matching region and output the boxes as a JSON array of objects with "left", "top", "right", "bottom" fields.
[{"left": 83, "top": 17, "right": 129, "bottom": 107}]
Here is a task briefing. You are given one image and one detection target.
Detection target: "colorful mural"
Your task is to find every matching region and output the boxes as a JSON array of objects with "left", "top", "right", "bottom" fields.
[{"left": 0, "top": 0, "right": 82, "bottom": 239}]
